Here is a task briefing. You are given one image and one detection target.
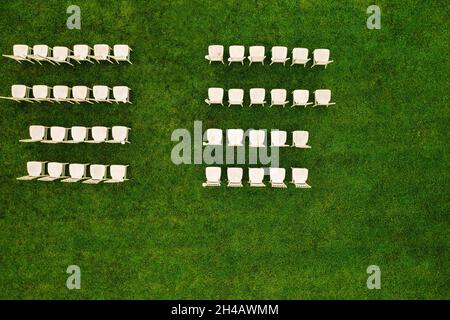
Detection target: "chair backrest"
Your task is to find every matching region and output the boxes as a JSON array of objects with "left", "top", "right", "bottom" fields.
[
  {"left": 208, "top": 45, "right": 223, "bottom": 57},
  {"left": 69, "top": 163, "right": 86, "bottom": 179},
  {"left": 228, "top": 89, "right": 244, "bottom": 101},
  {"left": 271, "top": 130, "right": 287, "bottom": 146},
  {"left": 292, "top": 48, "right": 308, "bottom": 59},
  {"left": 29, "top": 125, "right": 46, "bottom": 140},
  {"left": 93, "top": 85, "right": 109, "bottom": 100},
  {"left": 270, "top": 168, "right": 286, "bottom": 183},
  {"left": 314, "top": 49, "right": 330, "bottom": 62},
  {"left": 12, "top": 85, "right": 27, "bottom": 98},
  {"left": 315, "top": 89, "right": 331, "bottom": 104},
  {"left": 205, "top": 167, "right": 221, "bottom": 182},
  {"left": 47, "top": 162, "right": 63, "bottom": 178},
  {"left": 227, "top": 129, "right": 244, "bottom": 146},
  {"left": 90, "top": 164, "right": 107, "bottom": 179},
  {"left": 249, "top": 46, "right": 265, "bottom": 57},
  {"left": 50, "top": 126, "right": 66, "bottom": 142},
  {"left": 227, "top": 168, "right": 243, "bottom": 183},
  {"left": 293, "top": 131, "right": 309, "bottom": 146},
  {"left": 249, "top": 130, "right": 265, "bottom": 146},
  {"left": 52, "top": 46, "right": 69, "bottom": 59},
  {"left": 93, "top": 44, "right": 110, "bottom": 58},
  {"left": 73, "top": 45, "right": 89, "bottom": 59},
  {"left": 208, "top": 88, "right": 223, "bottom": 101},
  {"left": 250, "top": 88, "right": 265, "bottom": 102},
  {"left": 113, "top": 86, "right": 129, "bottom": 101},
  {"left": 206, "top": 129, "right": 222, "bottom": 145},
  {"left": 32, "top": 85, "right": 50, "bottom": 99},
  {"left": 229, "top": 45, "right": 244, "bottom": 58},
  {"left": 71, "top": 126, "right": 88, "bottom": 142},
  {"left": 293, "top": 90, "right": 309, "bottom": 104},
  {"left": 27, "top": 161, "right": 44, "bottom": 177},
  {"left": 13, "top": 45, "right": 29, "bottom": 58},
  {"left": 72, "top": 86, "right": 89, "bottom": 99},
  {"left": 249, "top": 168, "right": 264, "bottom": 183},
  {"left": 272, "top": 46, "right": 288, "bottom": 58},
  {"left": 292, "top": 168, "right": 308, "bottom": 183},
  {"left": 112, "top": 126, "right": 128, "bottom": 141},
  {"left": 110, "top": 165, "right": 127, "bottom": 180},
  {"left": 113, "top": 45, "right": 130, "bottom": 57},
  {"left": 53, "top": 85, "right": 70, "bottom": 99},
  {"left": 91, "top": 126, "right": 108, "bottom": 141},
  {"left": 271, "top": 89, "right": 287, "bottom": 102},
  {"left": 33, "top": 45, "right": 49, "bottom": 57}
]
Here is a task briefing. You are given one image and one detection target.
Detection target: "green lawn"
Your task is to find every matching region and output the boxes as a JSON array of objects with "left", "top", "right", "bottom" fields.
[{"left": 0, "top": 0, "right": 448, "bottom": 299}]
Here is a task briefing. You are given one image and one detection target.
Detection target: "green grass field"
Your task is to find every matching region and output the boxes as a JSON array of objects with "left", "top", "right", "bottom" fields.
[{"left": 0, "top": 0, "right": 448, "bottom": 299}]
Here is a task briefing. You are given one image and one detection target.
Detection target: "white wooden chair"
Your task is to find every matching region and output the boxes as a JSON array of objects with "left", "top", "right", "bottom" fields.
[
  {"left": 227, "top": 129, "right": 244, "bottom": 147},
  {"left": 291, "top": 48, "right": 310, "bottom": 67},
  {"left": 270, "top": 89, "right": 288, "bottom": 107},
  {"left": 249, "top": 129, "right": 266, "bottom": 147},
  {"left": 29, "top": 45, "right": 55, "bottom": 65},
  {"left": 91, "top": 44, "right": 113, "bottom": 63},
  {"left": 93, "top": 85, "right": 112, "bottom": 103},
  {"left": 292, "top": 131, "right": 311, "bottom": 148},
  {"left": 104, "top": 165, "right": 129, "bottom": 183},
  {"left": 82, "top": 164, "right": 109, "bottom": 184},
  {"left": 205, "top": 88, "right": 224, "bottom": 105},
  {"left": 269, "top": 168, "right": 287, "bottom": 188},
  {"left": 71, "top": 86, "right": 94, "bottom": 104},
  {"left": 205, "top": 45, "right": 224, "bottom": 64},
  {"left": 0, "top": 85, "right": 34, "bottom": 103},
  {"left": 249, "top": 88, "right": 266, "bottom": 107},
  {"left": 17, "top": 161, "right": 47, "bottom": 180},
  {"left": 313, "top": 89, "right": 335, "bottom": 107},
  {"left": 291, "top": 89, "right": 312, "bottom": 108},
  {"left": 32, "top": 85, "right": 53, "bottom": 103},
  {"left": 249, "top": 168, "right": 265, "bottom": 187},
  {"left": 228, "top": 45, "right": 245, "bottom": 65},
  {"left": 86, "top": 126, "right": 109, "bottom": 143},
  {"left": 41, "top": 126, "right": 69, "bottom": 144},
  {"left": 202, "top": 167, "right": 221, "bottom": 187},
  {"left": 228, "top": 89, "right": 244, "bottom": 107},
  {"left": 203, "top": 128, "right": 223, "bottom": 146},
  {"left": 248, "top": 46, "right": 265, "bottom": 65},
  {"left": 64, "top": 126, "right": 89, "bottom": 144},
  {"left": 227, "top": 168, "right": 243, "bottom": 187},
  {"left": 2, "top": 45, "right": 34, "bottom": 64},
  {"left": 311, "top": 49, "right": 333, "bottom": 68},
  {"left": 50, "top": 46, "right": 74, "bottom": 66},
  {"left": 61, "top": 163, "right": 90, "bottom": 183},
  {"left": 270, "top": 46, "right": 289, "bottom": 65},
  {"left": 106, "top": 126, "right": 130, "bottom": 144},
  {"left": 270, "top": 130, "right": 289, "bottom": 147},
  {"left": 71, "top": 45, "right": 95, "bottom": 64},
  {"left": 112, "top": 45, "right": 132, "bottom": 64},
  {"left": 20, "top": 125, "right": 48, "bottom": 143},
  {"left": 112, "top": 86, "right": 132, "bottom": 104},
  {"left": 38, "top": 162, "right": 68, "bottom": 182},
  {"left": 52, "top": 85, "right": 73, "bottom": 104},
  {"left": 291, "top": 168, "right": 311, "bottom": 188}
]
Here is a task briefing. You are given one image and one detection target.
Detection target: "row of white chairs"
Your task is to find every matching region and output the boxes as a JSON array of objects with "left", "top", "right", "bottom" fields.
[
  {"left": 205, "top": 88, "right": 335, "bottom": 107},
  {"left": 206, "top": 45, "right": 333, "bottom": 67},
  {"left": 204, "top": 129, "right": 310, "bottom": 148},
  {"left": 3, "top": 44, "right": 132, "bottom": 65},
  {"left": 20, "top": 125, "right": 130, "bottom": 144},
  {"left": 0, "top": 85, "right": 131, "bottom": 104},
  {"left": 203, "top": 167, "right": 311, "bottom": 188},
  {"left": 17, "top": 162, "right": 129, "bottom": 184}
]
